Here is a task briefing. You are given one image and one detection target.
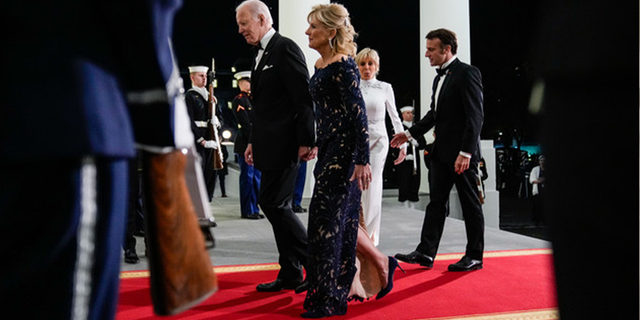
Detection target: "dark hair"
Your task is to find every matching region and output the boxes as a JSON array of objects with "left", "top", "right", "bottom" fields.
[{"left": 426, "top": 28, "right": 458, "bottom": 55}]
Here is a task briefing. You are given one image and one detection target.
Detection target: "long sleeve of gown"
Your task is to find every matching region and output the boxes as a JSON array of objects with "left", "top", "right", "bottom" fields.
[
  {"left": 338, "top": 61, "right": 370, "bottom": 166},
  {"left": 384, "top": 83, "right": 405, "bottom": 135}
]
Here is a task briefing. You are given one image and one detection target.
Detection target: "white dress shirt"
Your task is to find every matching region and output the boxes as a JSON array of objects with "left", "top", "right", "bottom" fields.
[{"left": 255, "top": 28, "right": 276, "bottom": 69}]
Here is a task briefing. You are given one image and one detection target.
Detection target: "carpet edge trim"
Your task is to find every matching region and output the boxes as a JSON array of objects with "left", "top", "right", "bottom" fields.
[
  {"left": 119, "top": 248, "right": 552, "bottom": 279},
  {"left": 424, "top": 308, "right": 558, "bottom": 320}
]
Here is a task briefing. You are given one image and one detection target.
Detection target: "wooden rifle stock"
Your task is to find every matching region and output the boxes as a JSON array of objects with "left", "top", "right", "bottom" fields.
[
  {"left": 208, "top": 58, "right": 224, "bottom": 170},
  {"left": 142, "top": 150, "right": 218, "bottom": 315}
]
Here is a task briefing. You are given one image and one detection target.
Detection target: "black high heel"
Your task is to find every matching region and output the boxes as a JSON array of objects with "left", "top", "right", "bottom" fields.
[{"left": 376, "top": 256, "right": 405, "bottom": 300}]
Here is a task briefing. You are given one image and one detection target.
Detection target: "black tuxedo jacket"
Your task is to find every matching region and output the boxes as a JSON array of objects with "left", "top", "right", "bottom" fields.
[
  {"left": 250, "top": 32, "right": 315, "bottom": 171},
  {"left": 409, "top": 58, "right": 483, "bottom": 165}
]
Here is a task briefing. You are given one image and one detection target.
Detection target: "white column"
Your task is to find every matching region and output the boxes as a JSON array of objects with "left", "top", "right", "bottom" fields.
[
  {"left": 418, "top": 1, "right": 499, "bottom": 227},
  {"left": 419, "top": 0, "right": 472, "bottom": 196},
  {"left": 279, "top": 0, "right": 328, "bottom": 199},
  {"left": 279, "top": 0, "right": 329, "bottom": 76}
]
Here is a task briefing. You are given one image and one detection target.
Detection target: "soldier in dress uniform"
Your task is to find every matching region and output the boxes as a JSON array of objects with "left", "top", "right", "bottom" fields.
[
  {"left": 232, "top": 71, "right": 264, "bottom": 219},
  {"left": 1, "top": 0, "right": 197, "bottom": 318},
  {"left": 396, "top": 106, "right": 427, "bottom": 208},
  {"left": 185, "top": 65, "right": 220, "bottom": 202}
]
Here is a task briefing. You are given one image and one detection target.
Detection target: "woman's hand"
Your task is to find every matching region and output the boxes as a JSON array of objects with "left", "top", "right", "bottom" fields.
[{"left": 350, "top": 163, "right": 372, "bottom": 191}]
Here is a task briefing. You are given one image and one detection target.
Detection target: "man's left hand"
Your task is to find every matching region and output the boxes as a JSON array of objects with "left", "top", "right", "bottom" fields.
[
  {"left": 454, "top": 154, "right": 470, "bottom": 174},
  {"left": 299, "top": 146, "right": 317, "bottom": 161}
]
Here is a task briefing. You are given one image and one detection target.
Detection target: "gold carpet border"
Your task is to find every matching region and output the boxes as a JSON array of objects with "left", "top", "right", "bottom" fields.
[
  {"left": 422, "top": 308, "right": 558, "bottom": 320},
  {"left": 435, "top": 248, "right": 552, "bottom": 261},
  {"left": 120, "top": 248, "right": 552, "bottom": 279}
]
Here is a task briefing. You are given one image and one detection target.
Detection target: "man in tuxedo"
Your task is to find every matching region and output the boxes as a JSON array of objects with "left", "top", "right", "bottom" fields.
[
  {"left": 391, "top": 28, "right": 485, "bottom": 272},
  {"left": 235, "top": 0, "right": 315, "bottom": 292}
]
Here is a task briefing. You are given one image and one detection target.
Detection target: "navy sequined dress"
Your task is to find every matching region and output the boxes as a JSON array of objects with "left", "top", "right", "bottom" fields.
[{"left": 303, "top": 56, "right": 370, "bottom": 316}]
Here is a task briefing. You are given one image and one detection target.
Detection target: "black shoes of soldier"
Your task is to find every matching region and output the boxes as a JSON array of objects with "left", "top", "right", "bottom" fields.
[{"left": 124, "top": 249, "right": 140, "bottom": 264}]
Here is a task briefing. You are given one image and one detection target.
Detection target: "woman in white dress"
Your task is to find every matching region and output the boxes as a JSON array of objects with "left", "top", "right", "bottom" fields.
[{"left": 355, "top": 48, "right": 406, "bottom": 246}]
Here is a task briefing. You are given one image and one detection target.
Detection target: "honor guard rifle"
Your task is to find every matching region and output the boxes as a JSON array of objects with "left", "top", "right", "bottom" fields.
[{"left": 208, "top": 58, "right": 224, "bottom": 170}]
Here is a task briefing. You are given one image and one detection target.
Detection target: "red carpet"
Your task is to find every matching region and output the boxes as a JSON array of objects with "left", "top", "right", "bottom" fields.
[{"left": 117, "top": 249, "right": 557, "bottom": 319}]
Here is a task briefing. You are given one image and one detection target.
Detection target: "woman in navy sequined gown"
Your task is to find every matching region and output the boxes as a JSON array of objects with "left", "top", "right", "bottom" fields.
[{"left": 302, "top": 4, "right": 372, "bottom": 318}]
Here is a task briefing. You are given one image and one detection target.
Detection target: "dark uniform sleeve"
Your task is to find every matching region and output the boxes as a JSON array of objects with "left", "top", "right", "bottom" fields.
[
  {"left": 98, "top": 0, "right": 183, "bottom": 148},
  {"left": 185, "top": 91, "right": 205, "bottom": 143},
  {"left": 232, "top": 95, "right": 252, "bottom": 134}
]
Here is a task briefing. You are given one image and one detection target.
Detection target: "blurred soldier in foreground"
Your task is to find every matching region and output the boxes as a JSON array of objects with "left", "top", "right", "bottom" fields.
[{"left": 0, "top": 0, "right": 216, "bottom": 318}]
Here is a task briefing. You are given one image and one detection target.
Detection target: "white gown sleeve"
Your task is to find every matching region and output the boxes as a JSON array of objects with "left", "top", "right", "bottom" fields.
[
  {"left": 384, "top": 82, "right": 407, "bottom": 149},
  {"left": 384, "top": 82, "right": 404, "bottom": 135}
]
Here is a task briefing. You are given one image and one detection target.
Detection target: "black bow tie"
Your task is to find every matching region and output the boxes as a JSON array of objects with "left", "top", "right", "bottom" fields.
[
  {"left": 436, "top": 67, "right": 449, "bottom": 76},
  {"left": 252, "top": 43, "right": 263, "bottom": 54}
]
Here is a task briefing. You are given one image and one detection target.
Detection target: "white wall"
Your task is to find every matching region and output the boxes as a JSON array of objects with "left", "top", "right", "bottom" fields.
[
  {"left": 278, "top": 0, "right": 328, "bottom": 198},
  {"left": 279, "top": 0, "right": 328, "bottom": 76},
  {"left": 418, "top": 0, "right": 472, "bottom": 195}
]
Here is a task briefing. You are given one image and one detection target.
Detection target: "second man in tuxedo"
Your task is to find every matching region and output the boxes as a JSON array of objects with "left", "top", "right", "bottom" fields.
[
  {"left": 235, "top": 0, "right": 315, "bottom": 292},
  {"left": 391, "top": 28, "right": 485, "bottom": 272}
]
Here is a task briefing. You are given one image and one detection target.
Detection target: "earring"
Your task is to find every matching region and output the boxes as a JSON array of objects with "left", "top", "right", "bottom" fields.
[{"left": 328, "top": 38, "right": 334, "bottom": 49}]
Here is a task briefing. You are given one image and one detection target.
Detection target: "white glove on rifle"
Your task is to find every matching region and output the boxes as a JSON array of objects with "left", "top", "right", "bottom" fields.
[
  {"left": 203, "top": 140, "right": 218, "bottom": 149},
  {"left": 210, "top": 116, "right": 221, "bottom": 128}
]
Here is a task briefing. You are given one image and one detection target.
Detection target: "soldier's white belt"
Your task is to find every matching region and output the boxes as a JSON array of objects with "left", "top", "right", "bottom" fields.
[{"left": 195, "top": 121, "right": 208, "bottom": 128}]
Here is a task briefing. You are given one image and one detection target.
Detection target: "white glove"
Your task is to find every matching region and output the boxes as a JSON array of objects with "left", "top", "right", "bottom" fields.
[
  {"left": 210, "top": 116, "right": 221, "bottom": 128},
  {"left": 203, "top": 140, "right": 218, "bottom": 149}
]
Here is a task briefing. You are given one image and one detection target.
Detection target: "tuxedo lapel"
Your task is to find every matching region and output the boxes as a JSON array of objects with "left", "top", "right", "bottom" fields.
[
  {"left": 436, "top": 59, "right": 460, "bottom": 106},
  {"left": 254, "top": 32, "right": 280, "bottom": 85}
]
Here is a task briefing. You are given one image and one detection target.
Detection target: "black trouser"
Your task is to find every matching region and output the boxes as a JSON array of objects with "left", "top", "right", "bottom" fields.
[
  {"left": 0, "top": 157, "right": 128, "bottom": 320},
  {"left": 416, "top": 153, "right": 485, "bottom": 260},
  {"left": 258, "top": 164, "right": 308, "bottom": 281},
  {"left": 123, "top": 156, "right": 145, "bottom": 252},
  {"left": 196, "top": 144, "right": 216, "bottom": 201},
  {"left": 397, "top": 159, "right": 421, "bottom": 202}
]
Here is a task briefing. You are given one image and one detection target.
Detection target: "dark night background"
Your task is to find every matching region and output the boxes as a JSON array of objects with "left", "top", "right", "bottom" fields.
[{"left": 173, "top": 0, "right": 543, "bottom": 145}]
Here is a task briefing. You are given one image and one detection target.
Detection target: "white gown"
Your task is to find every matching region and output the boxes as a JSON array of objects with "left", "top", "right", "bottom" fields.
[{"left": 360, "top": 78, "right": 405, "bottom": 246}]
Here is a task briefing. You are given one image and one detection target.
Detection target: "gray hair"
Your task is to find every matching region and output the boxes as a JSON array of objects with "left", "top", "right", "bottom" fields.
[{"left": 236, "top": 0, "right": 273, "bottom": 27}]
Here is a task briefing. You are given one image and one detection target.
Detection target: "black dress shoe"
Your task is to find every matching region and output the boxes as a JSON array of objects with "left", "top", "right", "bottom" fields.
[
  {"left": 256, "top": 278, "right": 303, "bottom": 292},
  {"left": 199, "top": 218, "right": 217, "bottom": 228},
  {"left": 448, "top": 256, "right": 483, "bottom": 272},
  {"left": 201, "top": 227, "right": 216, "bottom": 249},
  {"left": 241, "top": 213, "right": 264, "bottom": 220},
  {"left": 395, "top": 251, "right": 434, "bottom": 268},
  {"left": 294, "top": 280, "right": 308, "bottom": 294},
  {"left": 124, "top": 249, "right": 139, "bottom": 264},
  {"left": 293, "top": 205, "right": 307, "bottom": 213}
]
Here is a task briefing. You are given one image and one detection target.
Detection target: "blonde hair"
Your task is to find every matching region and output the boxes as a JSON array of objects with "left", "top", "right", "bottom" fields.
[
  {"left": 307, "top": 3, "right": 357, "bottom": 57},
  {"left": 355, "top": 48, "right": 381, "bottom": 74}
]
